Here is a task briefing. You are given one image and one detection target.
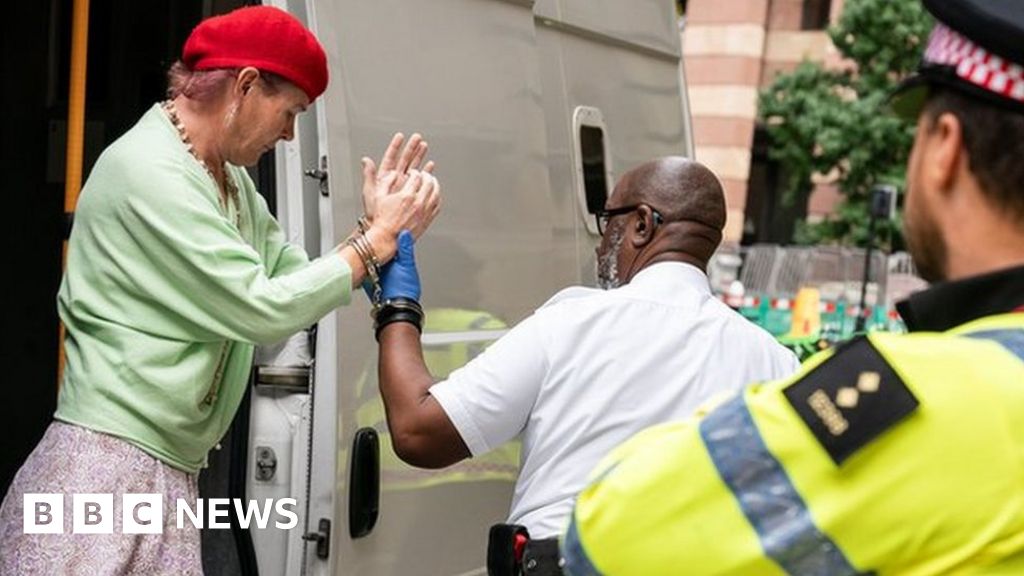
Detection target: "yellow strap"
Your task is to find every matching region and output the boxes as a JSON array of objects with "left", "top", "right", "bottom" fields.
[{"left": 57, "top": 0, "right": 90, "bottom": 390}]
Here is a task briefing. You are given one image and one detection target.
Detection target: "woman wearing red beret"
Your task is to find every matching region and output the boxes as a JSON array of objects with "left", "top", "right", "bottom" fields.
[{"left": 0, "top": 6, "right": 440, "bottom": 574}]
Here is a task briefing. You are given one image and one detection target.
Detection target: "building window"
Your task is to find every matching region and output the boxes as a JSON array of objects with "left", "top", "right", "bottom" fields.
[{"left": 801, "top": 0, "right": 831, "bottom": 30}]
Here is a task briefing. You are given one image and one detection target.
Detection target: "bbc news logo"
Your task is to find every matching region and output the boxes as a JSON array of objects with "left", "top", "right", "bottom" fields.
[{"left": 24, "top": 494, "right": 298, "bottom": 534}]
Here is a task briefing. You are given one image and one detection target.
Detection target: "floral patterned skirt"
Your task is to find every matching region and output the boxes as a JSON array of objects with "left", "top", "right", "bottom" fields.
[{"left": 0, "top": 421, "right": 202, "bottom": 575}]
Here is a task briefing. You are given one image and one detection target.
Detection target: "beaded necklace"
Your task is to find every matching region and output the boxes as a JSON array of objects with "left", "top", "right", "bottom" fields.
[
  {"left": 161, "top": 100, "right": 238, "bottom": 406},
  {"left": 161, "top": 100, "right": 240, "bottom": 226}
]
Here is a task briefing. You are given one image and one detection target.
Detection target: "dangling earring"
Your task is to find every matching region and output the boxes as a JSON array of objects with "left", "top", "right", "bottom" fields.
[{"left": 223, "top": 100, "right": 239, "bottom": 129}]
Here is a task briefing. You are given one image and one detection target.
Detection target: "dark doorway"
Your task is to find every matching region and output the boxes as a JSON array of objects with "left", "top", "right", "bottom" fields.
[
  {"left": 742, "top": 127, "right": 808, "bottom": 245},
  {"left": 2, "top": 0, "right": 207, "bottom": 499},
  {"left": 0, "top": 0, "right": 248, "bottom": 512}
]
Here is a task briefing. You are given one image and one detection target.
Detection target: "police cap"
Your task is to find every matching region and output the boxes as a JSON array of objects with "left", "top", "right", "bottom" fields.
[{"left": 890, "top": 0, "right": 1024, "bottom": 118}]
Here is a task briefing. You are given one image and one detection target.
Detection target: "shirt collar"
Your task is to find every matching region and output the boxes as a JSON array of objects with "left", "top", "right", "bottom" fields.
[
  {"left": 627, "top": 261, "right": 711, "bottom": 295},
  {"left": 896, "top": 264, "right": 1024, "bottom": 332}
]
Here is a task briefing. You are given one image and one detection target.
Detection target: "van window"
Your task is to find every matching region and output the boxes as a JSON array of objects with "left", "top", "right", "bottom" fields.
[
  {"left": 572, "top": 106, "right": 612, "bottom": 236},
  {"left": 580, "top": 125, "right": 609, "bottom": 215}
]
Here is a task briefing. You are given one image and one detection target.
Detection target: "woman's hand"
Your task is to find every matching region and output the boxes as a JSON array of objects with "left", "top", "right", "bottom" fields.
[
  {"left": 361, "top": 133, "right": 432, "bottom": 221},
  {"left": 368, "top": 170, "right": 441, "bottom": 262}
]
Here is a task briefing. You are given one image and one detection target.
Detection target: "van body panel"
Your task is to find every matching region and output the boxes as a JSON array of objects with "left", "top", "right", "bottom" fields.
[
  {"left": 534, "top": 15, "right": 691, "bottom": 282},
  {"left": 248, "top": 1, "right": 693, "bottom": 574},
  {"left": 314, "top": 0, "right": 560, "bottom": 573}
]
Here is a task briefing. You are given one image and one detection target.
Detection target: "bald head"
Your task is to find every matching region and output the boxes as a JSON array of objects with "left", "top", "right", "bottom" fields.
[
  {"left": 621, "top": 157, "right": 725, "bottom": 262},
  {"left": 596, "top": 157, "right": 727, "bottom": 287},
  {"left": 614, "top": 157, "right": 726, "bottom": 229}
]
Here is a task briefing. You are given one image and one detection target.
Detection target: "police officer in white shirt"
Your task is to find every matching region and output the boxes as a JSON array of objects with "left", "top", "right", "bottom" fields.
[{"left": 370, "top": 157, "right": 799, "bottom": 575}]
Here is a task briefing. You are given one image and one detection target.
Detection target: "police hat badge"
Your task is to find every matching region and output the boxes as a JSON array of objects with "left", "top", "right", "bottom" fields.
[{"left": 890, "top": 0, "right": 1024, "bottom": 119}]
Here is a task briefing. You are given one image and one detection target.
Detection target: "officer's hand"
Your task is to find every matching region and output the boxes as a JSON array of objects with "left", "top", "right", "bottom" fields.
[{"left": 379, "top": 230, "right": 421, "bottom": 302}]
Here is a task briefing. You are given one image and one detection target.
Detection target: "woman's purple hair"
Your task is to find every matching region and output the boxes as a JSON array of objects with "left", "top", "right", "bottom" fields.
[{"left": 166, "top": 61, "right": 287, "bottom": 101}]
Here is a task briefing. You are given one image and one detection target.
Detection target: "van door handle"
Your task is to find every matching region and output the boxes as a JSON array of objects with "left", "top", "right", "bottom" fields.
[
  {"left": 301, "top": 518, "right": 331, "bottom": 560},
  {"left": 304, "top": 155, "right": 329, "bottom": 196},
  {"left": 349, "top": 427, "right": 380, "bottom": 538}
]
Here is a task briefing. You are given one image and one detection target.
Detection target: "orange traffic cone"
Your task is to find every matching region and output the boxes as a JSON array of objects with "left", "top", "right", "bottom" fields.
[{"left": 787, "top": 287, "right": 822, "bottom": 338}]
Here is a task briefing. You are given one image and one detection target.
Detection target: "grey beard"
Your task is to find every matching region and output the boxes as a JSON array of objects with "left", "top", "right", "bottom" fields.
[{"left": 596, "top": 230, "right": 624, "bottom": 290}]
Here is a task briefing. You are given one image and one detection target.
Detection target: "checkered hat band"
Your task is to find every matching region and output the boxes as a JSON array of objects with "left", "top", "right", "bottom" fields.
[{"left": 924, "top": 23, "right": 1024, "bottom": 102}]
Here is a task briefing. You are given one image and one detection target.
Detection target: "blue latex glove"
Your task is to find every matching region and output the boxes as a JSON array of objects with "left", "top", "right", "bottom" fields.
[{"left": 379, "top": 230, "right": 421, "bottom": 301}]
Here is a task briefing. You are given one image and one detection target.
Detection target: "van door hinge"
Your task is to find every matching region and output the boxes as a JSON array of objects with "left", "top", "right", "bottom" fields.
[
  {"left": 304, "top": 155, "right": 329, "bottom": 196},
  {"left": 301, "top": 518, "right": 331, "bottom": 560},
  {"left": 255, "top": 366, "right": 312, "bottom": 394}
]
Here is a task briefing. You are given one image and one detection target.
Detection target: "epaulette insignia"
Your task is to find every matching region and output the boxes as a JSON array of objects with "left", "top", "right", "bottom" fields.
[{"left": 783, "top": 337, "right": 919, "bottom": 465}]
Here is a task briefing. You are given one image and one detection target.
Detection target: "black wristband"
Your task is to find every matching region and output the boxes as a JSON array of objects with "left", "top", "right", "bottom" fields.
[
  {"left": 375, "top": 310, "right": 423, "bottom": 341},
  {"left": 371, "top": 296, "right": 422, "bottom": 319},
  {"left": 380, "top": 297, "right": 423, "bottom": 312},
  {"left": 374, "top": 299, "right": 424, "bottom": 342}
]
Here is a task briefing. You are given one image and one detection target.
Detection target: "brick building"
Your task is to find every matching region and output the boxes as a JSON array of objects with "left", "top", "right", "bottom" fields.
[{"left": 680, "top": 0, "right": 847, "bottom": 245}]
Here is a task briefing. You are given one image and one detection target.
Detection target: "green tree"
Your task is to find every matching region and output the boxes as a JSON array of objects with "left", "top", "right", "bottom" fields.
[{"left": 758, "top": 0, "right": 933, "bottom": 248}]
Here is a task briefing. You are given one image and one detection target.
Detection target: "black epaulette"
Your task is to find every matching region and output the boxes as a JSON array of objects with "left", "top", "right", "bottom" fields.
[{"left": 783, "top": 336, "right": 919, "bottom": 465}]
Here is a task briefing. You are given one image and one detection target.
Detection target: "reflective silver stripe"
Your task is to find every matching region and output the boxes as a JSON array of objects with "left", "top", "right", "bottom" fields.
[
  {"left": 419, "top": 329, "right": 509, "bottom": 346},
  {"left": 700, "top": 396, "right": 867, "bottom": 576},
  {"left": 449, "top": 569, "right": 487, "bottom": 576},
  {"left": 561, "top": 515, "right": 603, "bottom": 576},
  {"left": 966, "top": 329, "right": 1024, "bottom": 362}
]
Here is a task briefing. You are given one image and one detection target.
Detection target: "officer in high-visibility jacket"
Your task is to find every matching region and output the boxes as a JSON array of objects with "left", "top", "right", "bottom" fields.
[{"left": 562, "top": 0, "right": 1024, "bottom": 574}]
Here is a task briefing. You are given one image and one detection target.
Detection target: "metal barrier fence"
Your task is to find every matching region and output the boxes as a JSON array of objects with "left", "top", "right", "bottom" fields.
[
  {"left": 709, "top": 244, "right": 927, "bottom": 341},
  {"left": 733, "top": 244, "right": 889, "bottom": 304}
]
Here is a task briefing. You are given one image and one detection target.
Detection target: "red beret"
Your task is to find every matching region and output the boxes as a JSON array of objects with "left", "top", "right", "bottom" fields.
[{"left": 183, "top": 6, "right": 328, "bottom": 101}]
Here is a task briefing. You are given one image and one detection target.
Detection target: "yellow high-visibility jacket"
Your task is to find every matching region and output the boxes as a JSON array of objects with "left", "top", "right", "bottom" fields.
[{"left": 564, "top": 311, "right": 1024, "bottom": 575}]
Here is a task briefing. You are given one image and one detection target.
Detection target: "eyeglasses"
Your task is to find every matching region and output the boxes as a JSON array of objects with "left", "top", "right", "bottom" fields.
[
  {"left": 595, "top": 205, "right": 638, "bottom": 236},
  {"left": 594, "top": 204, "right": 664, "bottom": 236}
]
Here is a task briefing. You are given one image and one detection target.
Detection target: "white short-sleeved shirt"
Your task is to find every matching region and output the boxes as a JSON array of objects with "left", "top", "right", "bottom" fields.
[{"left": 429, "top": 262, "right": 800, "bottom": 537}]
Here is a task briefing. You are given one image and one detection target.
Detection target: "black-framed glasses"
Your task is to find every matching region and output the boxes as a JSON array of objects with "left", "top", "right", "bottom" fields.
[
  {"left": 595, "top": 205, "right": 638, "bottom": 236},
  {"left": 594, "top": 204, "right": 663, "bottom": 236}
]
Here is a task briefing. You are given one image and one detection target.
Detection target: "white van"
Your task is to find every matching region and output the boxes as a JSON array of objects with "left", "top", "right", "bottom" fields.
[
  {"left": 228, "top": 1, "right": 695, "bottom": 574},
  {"left": 24, "top": 0, "right": 691, "bottom": 573}
]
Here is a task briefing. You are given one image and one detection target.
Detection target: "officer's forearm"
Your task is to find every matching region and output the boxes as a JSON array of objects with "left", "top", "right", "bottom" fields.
[{"left": 378, "top": 322, "right": 470, "bottom": 468}]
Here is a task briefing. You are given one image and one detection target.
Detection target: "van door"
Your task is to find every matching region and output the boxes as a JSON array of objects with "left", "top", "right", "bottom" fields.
[
  {"left": 242, "top": 1, "right": 334, "bottom": 574},
  {"left": 246, "top": 1, "right": 693, "bottom": 575},
  {"left": 304, "top": 1, "right": 566, "bottom": 575}
]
